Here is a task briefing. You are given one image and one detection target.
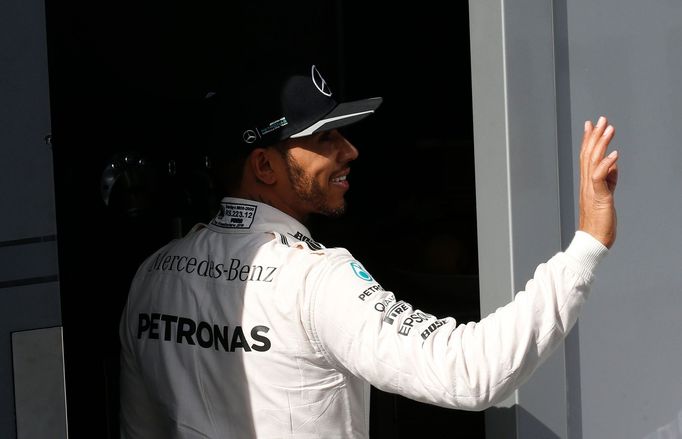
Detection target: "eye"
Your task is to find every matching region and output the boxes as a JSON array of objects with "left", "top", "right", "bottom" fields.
[{"left": 319, "top": 132, "right": 333, "bottom": 142}]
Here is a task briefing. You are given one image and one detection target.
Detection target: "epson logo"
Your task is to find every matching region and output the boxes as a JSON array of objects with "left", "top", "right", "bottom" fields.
[
  {"left": 398, "top": 311, "right": 435, "bottom": 337},
  {"left": 137, "top": 312, "right": 271, "bottom": 353}
]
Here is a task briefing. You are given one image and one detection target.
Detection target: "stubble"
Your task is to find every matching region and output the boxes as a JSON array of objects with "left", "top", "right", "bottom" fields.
[{"left": 284, "top": 154, "right": 346, "bottom": 217}]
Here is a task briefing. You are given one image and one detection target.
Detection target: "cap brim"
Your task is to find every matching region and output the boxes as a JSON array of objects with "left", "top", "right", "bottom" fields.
[{"left": 289, "top": 97, "right": 383, "bottom": 138}]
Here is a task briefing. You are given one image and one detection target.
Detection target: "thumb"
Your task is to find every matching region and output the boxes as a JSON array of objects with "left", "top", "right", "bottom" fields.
[{"left": 592, "top": 150, "right": 619, "bottom": 194}]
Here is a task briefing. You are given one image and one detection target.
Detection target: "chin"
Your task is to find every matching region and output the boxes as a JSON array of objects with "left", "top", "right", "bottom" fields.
[{"left": 319, "top": 200, "right": 347, "bottom": 218}]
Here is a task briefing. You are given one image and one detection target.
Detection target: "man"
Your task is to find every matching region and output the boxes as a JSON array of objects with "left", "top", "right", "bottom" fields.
[{"left": 119, "top": 64, "right": 619, "bottom": 438}]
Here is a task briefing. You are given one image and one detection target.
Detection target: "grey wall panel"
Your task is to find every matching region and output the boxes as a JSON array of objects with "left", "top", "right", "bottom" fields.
[
  {"left": 504, "top": 0, "right": 566, "bottom": 437},
  {"left": 0, "top": 241, "right": 58, "bottom": 284},
  {"left": 12, "top": 327, "right": 68, "bottom": 439},
  {"left": 561, "top": 1, "right": 682, "bottom": 438},
  {"left": 472, "top": 0, "right": 682, "bottom": 437},
  {"left": 0, "top": 0, "right": 63, "bottom": 437},
  {"left": 0, "top": 282, "right": 62, "bottom": 439},
  {"left": 552, "top": 1, "right": 583, "bottom": 437},
  {"left": 470, "top": 0, "right": 569, "bottom": 437},
  {"left": 0, "top": 0, "right": 56, "bottom": 242},
  {"left": 469, "top": 0, "right": 515, "bottom": 328}
]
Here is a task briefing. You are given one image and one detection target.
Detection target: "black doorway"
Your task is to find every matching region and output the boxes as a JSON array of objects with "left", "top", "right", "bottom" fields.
[{"left": 45, "top": 1, "right": 483, "bottom": 437}]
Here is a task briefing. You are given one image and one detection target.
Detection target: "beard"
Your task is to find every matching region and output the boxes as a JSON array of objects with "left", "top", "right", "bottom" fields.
[{"left": 284, "top": 154, "right": 346, "bottom": 217}]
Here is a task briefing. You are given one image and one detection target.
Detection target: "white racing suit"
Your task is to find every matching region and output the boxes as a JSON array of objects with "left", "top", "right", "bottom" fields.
[{"left": 119, "top": 197, "right": 607, "bottom": 438}]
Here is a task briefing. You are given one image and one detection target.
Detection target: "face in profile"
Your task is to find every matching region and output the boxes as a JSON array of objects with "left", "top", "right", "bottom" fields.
[{"left": 278, "top": 129, "right": 359, "bottom": 219}]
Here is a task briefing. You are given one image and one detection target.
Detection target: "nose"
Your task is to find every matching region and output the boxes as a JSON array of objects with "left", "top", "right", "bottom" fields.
[{"left": 335, "top": 130, "right": 359, "bottom": 162}]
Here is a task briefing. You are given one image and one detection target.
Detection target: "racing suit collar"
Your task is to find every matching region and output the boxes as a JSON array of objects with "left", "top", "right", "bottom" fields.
[{"left": 207, "top": 197, "right": 316, "bottom": 244}]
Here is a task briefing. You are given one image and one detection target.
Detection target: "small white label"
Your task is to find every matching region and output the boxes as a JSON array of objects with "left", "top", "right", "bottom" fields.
[{"left": 211, "top": 202, "right": 258, "bottom": 229}]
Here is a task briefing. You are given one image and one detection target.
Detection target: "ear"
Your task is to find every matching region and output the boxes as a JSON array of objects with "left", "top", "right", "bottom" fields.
[{"left": 247, "top": 148, "right": 279, "bottom": 185}]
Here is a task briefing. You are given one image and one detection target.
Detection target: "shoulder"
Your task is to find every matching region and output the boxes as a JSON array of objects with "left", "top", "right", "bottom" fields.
[
  {"left": 292, "top": 246, "right": 379, "bottom": 301},
  {"left": 274, "top": 239, "right": 370, "bottom": 283}
]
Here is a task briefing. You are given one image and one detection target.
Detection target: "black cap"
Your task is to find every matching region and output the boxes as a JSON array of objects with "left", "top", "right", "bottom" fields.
[{"left": 208, "top": 64, "right": 382, "bottom": 150}]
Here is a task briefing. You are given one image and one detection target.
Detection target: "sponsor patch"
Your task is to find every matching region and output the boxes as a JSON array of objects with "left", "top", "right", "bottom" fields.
[
  {"left": 137, "top": 312, "right": 271, "bottom": 352},
  {"left": 147, "top": 251, "right": 278, "bottom": 283},
  {"left": 211, "top": 202, "right": 257, "bottom": 229},
  {"left": 383, "top": 301, "right": 411, "bottom": 325},
  {"left": 287, "top": 231, "right": 324, "bottom": 250},
  {"left": 420, "top": 319, "right": 449, "bottom": 341},
  {"left": 358, "top": 284, "right": 384, "bottom": 301},
  {"left": 259, "top": 117, "right": 288, "bottom": 135},
  {"left": 398, "top": 311, "right": 435, "bottom": 337},
  {"left": 350, "top": 261, "right": 373, "bottom": 282},
  {"left": 373, "top": 293, "right": 396, "bottom": 313}
]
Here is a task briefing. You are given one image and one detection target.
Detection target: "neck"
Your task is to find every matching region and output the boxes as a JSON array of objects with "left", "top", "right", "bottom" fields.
[{"left": 230, "top": 189, "right": 309, "bottom": 224}]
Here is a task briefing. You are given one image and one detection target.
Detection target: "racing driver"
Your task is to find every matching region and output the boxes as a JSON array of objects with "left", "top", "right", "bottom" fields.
[{"left": 119, "top": 64, "right": 619, "bottom": 438}]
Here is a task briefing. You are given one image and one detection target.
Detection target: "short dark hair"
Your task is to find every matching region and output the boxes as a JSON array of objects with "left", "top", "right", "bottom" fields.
[
  {"left": 205, "top": 93, "right": 251, "bottom": 197},
  {"left": 209, "top": 153, "right": 247, "bottom": 198},
  {"left": 209, "top": 140, "right": 290, "bottom": 197}
]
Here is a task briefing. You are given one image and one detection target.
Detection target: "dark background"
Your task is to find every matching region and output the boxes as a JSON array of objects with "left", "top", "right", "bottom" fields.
[{"left": 45, "top": 1, "right": 482, "bottom": 437}]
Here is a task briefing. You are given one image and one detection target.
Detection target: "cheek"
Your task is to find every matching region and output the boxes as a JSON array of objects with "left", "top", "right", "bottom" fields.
[
  {"left": 305, "top": 162, "right": 333, "bottom": 183},
  {"left": 287, "top": 149, "right": 335, "bottom": 184}
]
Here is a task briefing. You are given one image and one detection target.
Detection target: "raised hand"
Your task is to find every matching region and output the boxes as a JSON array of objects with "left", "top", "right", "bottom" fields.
[{"left": 578, "top": 116, "right": 619, "bottom": 248}]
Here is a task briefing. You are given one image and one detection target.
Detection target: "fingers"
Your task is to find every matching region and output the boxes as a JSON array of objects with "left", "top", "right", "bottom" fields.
[
  {"left": 592, "top": 150, "right": 619, "bottom": 194},
  {"left": 580, "top": 120, "right": 593, "bottom": 158},
  {"left": 582, "top": 117, "right": 606, "bottom": 158},
  {"left": 580, "top": 121, "right": 593, "bottom": 185},
  {"left": 577, "top": 116, "right": 619, "bottom": 248},
  {"left": 580, "top": 116, "right": 616, "bottom": 181},
  {"left": 590, "top": 123, "right": 615, "bottom": 166},
  {"left": 606, "top": 162, "right": 619, "bottom": 192}
]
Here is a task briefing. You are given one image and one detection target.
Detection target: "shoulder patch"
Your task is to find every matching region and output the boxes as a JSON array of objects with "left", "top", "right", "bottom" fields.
[
  {"left": 349, "top": 261, "right": 374, "bottom": 282},
  {"left": 287, "top": 231, "right": 325, "bottom": 251}
]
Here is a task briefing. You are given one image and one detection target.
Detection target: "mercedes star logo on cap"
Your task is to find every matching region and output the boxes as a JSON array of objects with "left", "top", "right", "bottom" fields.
[
  {"left": 311, "top": 65, "right": 332, "bottom": 97},
  {"left": 243, "top": 130, "right": 257, "bottom": 144}
]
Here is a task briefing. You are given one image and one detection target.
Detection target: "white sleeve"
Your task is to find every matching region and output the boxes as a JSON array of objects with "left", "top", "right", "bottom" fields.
[{"left": 304, "top": 231, "right": 607, "bottom": 411}]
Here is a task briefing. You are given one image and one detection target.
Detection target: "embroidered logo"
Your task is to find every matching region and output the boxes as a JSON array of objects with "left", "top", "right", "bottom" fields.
[
  {"left": 242, "top": 130, "right": 257, "bottom": 144},
  {"left": 287, "top": 231, "right": 324, "bottom": 251},
  {"left": 311, "top": 65, "right": 332, "bottom": 97},
  {"left": 350, "top": 261, "right": 373, "bottom": 282}
]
